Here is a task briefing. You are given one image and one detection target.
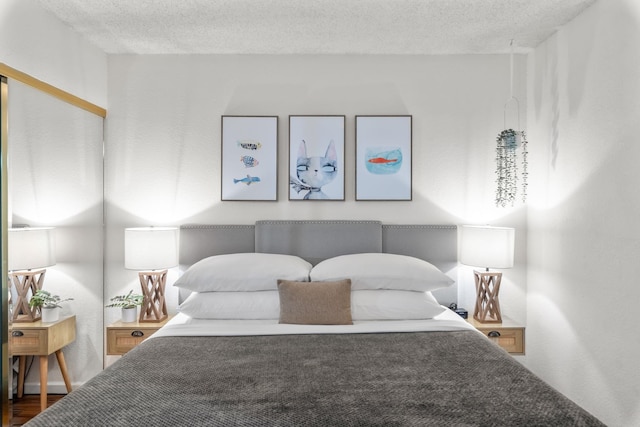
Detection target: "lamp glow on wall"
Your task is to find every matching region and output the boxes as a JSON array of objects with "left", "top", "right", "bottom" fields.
[
  {"left": 125, "top": 227, "right": 179, "bottom": 322},
  {"left": 460, "top": 225, "right": 515, "bottom": 323},
  {"left": 8, "top": 227, "right": 56, "bottom": 322}
]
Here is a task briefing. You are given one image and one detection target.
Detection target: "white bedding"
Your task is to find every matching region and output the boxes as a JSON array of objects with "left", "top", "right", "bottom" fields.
[{"left": 152, "top": 308, "right": 476, "bottom": 338}]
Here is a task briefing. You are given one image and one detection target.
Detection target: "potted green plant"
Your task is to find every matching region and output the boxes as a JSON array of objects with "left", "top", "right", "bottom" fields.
[
  {"left": 29, "top": 290, "right": 73, "bottom": 323},
  {"left": 106, "top": 290, "right": 144, "bottom": 322}
]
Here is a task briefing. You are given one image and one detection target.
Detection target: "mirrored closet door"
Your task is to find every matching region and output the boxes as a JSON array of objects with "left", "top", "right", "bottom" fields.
[{"left": 1, "top": 74, "right": 104, "bottom": 421}]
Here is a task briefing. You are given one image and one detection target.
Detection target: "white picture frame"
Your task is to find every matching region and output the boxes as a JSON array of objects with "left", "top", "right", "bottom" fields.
[
  {"left": 289, "top": 115, "right": 345, "bottom": 201},
  {"left": 356, "top": 115, "right": 412, "bottom": 201},
  {"left": 221, "top": 116, "right": 278, "bottom": 201}
]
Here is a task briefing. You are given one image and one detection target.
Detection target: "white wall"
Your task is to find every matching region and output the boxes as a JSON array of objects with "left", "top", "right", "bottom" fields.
[
  {"left": 1, "top": 0, "right": 107, "bottom": 394},
  {"left": 526, "top": 0, "right": 640, "bottom": 425},
  {"left": 0, "top": 0, "right": 107, "bottom": 106},
  {"left": 104, "top": 54, "right": 528, "bottom": 336}
]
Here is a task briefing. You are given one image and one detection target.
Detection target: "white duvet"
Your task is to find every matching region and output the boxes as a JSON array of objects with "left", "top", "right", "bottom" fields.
[{"left": 152, "top": 308, "right": 477, "bottom": 338}]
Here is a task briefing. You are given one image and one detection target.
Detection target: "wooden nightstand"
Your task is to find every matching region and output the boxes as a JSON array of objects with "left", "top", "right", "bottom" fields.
[
  {"left": 10, "top": 315, "right": 76, "bottom": 411},
  {"left": 106, "top": 316, "right": 171, "bottom": 355},
  {"left": 467, "top": 316, "right": 525, "bottom": 354}
]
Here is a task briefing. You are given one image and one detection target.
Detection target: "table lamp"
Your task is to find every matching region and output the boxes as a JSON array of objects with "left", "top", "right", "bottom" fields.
[
  {"left": 125, "top": 227, "right": 179, "bottom": 322},
  {"left": 460, "top": 225, "right": 515, "bottom": 323},
  {"left": 9, "top": 227, "right": 56, "bottom": 322}
]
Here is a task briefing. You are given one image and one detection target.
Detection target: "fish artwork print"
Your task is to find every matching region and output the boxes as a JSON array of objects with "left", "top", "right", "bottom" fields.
[
  {"left": 240, "top": 155, "right": 259, "bottom": 168},
  {"left": 290, "top": 140, "right": 337, "bottom": 200},
  {"left": 237, "top": 140, "right": 262, "bottom": 150},
  {"left": 365, "top": 147, "right": 403, "bottom": 175},
  {"left": 233, "top": 175, "right": 261, "bottom": 185}
]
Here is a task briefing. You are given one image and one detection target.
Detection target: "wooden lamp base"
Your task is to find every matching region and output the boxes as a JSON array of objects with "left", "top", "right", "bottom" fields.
[
  {"left": 138, "top": 270, "right": 168, "bottom": 322},
  {"left": 10, "top": 269, "right": 46, "bottom": 322},
  {"left": 473, "top": 270, "right": 502, "bottom": 323}
]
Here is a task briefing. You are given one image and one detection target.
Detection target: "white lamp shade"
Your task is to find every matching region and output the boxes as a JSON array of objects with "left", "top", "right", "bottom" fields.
[
  {"left": 460, "top": 225, "right": 515, "bottom": 269},
  {"left": 8, "top": 227, "right": 56, "bottom": 271},
  {"left": 125, "top": 227, "right": 179, "bottom": 270}
]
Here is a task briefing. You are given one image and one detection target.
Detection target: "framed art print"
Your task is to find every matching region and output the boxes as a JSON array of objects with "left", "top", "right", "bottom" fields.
[
  {"left": 221, "top": 116, "right": 278, "bottom": 201},
  {"left": 356, "top": 115, "right": 412, "bottom": 201},
  {"left": 289, "top": 115, "right": 345, "bottom": 201}
]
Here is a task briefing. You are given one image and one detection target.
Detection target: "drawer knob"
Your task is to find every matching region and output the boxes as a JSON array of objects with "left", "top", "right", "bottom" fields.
[
  {"left": 131, "top": 330, "right": 144, "bottom": 338},
  {"left": 488, "top": 331, "right": 501, "bottom": 338},
  {"left": 12, "top": 331, "right": 24, "bottom": 337}
]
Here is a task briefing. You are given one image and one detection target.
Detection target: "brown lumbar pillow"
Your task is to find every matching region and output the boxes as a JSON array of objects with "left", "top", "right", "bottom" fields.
[{"left": 277, "top": 279, "right": 353, "bottom": 325}]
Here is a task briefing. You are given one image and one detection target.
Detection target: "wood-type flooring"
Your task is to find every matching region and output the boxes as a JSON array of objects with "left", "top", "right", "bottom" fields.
[{"left": 10, "top": 394, "right": 64, "bottom": 426}]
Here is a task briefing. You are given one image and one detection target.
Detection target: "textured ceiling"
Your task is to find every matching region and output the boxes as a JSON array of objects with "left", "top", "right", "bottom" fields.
[{"left": 35, "top": 0, "right": 596, "bottom": 55}]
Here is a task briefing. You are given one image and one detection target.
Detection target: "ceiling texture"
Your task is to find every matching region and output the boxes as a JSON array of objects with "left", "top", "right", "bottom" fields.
[{"left": 35, "top": 0, "right": 596, "bottom": 55}]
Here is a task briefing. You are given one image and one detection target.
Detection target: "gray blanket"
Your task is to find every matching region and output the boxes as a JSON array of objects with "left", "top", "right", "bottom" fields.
[{"left": 27, "top": 331, "right": 604, "bottom": 426}]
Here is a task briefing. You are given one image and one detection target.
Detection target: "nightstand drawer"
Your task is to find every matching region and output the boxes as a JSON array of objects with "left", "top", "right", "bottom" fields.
[
  {"left": 480, "top": 328, "right": 524, "bottom": 354},
  {"left": 106, "top": 316, "right": 171, "bottom": 355},
  {"left": 10, "top": 329, "right": 47, "bottom": 354},
  {"left": 107, "top": 328, "right": 159, "bottom": 355},
  {"left": 10, "top": 316, "right": 76, "bottom": 355},
  {"left": 466, "top": 316, "right": 525, "bottom": 355}
]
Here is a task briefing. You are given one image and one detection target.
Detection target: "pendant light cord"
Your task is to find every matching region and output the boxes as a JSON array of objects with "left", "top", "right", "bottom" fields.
[
  {"left": 510, "top": 39, "right": 514, "bottom": 99},
  {"left": 504, "top": 39, "right": 520, "bottom": 130}
]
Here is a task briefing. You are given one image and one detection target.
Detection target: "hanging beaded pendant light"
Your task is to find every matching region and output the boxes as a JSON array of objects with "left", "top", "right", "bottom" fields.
[{"left": 496, "top": 40, "right": 528, "bottom": 207}]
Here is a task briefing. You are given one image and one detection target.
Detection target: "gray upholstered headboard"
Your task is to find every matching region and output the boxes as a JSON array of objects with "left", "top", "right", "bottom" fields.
[{"left": 178, "top": 220, "right": 457, "bottom": 305}]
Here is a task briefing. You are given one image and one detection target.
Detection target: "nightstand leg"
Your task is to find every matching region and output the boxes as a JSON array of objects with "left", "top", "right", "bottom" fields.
[
  {"left": 39, "top": 355, "right": 48, "bottom": 411},
  {"left": 55, "top": 349, "right": 72, "bottom": 392},
  {"left": 17, "top": 356, "right": 26, "bottom": 398}
]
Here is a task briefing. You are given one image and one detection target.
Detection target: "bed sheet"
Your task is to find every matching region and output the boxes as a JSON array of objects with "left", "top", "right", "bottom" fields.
[{"left": 152, "top": 308, "right": 477, "bottom": 338}]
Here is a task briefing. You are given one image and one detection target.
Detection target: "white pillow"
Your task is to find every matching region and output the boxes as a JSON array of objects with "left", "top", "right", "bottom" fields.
[
  {"left": 310, "top": 253, "right": 454, "bottom": 292},
  {"left": 173, "top": 253, "right": 312, "bottom": 292},
  {"left": 179, "top": 291, "right": 280, "bottom": 319},
  {"left": 352, "top": 290, "right": 445, "bottom": 320},
  {"left": 178, "top": 289, "right": 444, "bottom": 320}
]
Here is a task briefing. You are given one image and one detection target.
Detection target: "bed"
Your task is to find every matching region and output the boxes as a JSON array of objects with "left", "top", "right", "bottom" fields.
[{"left": 26, "top": 220, "right": 604, "bottom": 426}]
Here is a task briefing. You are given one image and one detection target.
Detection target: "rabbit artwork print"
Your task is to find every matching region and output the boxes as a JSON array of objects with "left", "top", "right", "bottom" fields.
[{"left": 290, "top": 140, "right": 338, "bottom": 200}]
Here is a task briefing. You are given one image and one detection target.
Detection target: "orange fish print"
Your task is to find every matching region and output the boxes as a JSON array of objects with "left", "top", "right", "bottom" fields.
[{"left": 368, "top": 157, "right": 398, "bottom": 164}]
